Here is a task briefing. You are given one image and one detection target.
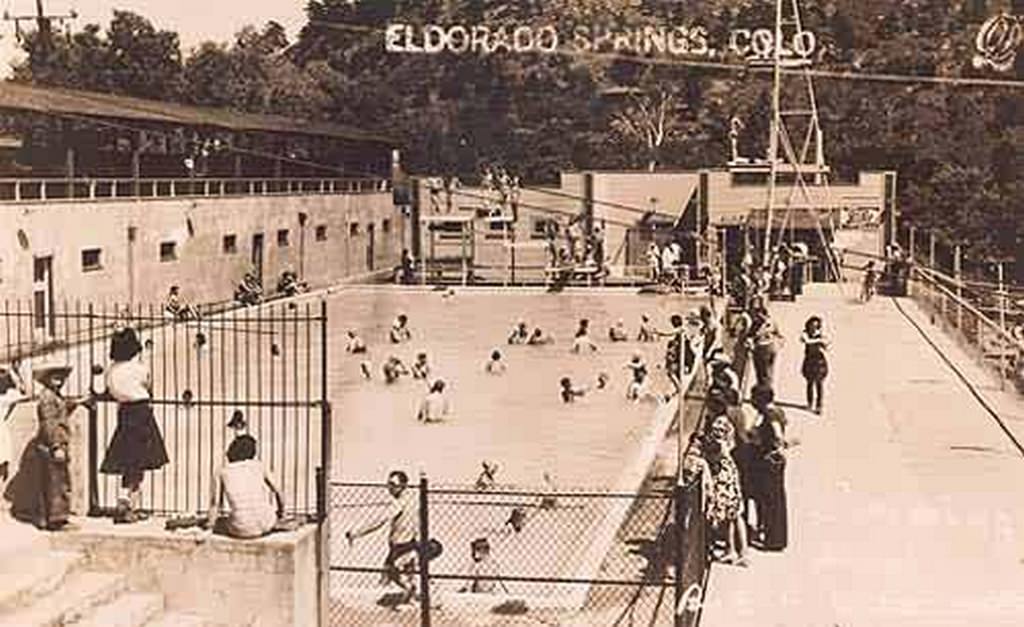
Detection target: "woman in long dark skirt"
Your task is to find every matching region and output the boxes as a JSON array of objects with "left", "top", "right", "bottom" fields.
[
  {"left": 800, "top": 316, "right": 829, "bottom": 414},
  {"left": 101, "top": 327, "right": 169, "bottom": 524},
  {"left": 750, "top": 384, "right": 788, "bottom": 551}
]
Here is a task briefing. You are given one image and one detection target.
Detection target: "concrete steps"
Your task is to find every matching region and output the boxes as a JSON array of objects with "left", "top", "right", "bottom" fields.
[
  {"left": 0, "top": 550, "right": 82, "bottom": 613},
  {"left": 144, "top": 612, "right": 209, "bottom": 627},
  {"left": 76, "top": 592, "right": 165, "bottom": 627},
  {"left": 0, "top": 570, "right": 127, "bottom": 627}
]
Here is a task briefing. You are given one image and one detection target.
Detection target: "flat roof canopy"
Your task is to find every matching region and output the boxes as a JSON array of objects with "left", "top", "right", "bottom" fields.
[{"left": 0, "top": 81, "right": 395, "bottom": 146}]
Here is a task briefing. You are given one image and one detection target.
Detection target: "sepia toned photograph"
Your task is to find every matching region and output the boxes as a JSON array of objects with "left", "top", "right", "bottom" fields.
[{"left": 0, "top": 1, "right": 1021, "bottom": 625}]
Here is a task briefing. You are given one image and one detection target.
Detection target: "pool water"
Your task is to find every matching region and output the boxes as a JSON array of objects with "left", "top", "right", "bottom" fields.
[{"left": 328, "top": 286, "right": 696, "bottom": 488}]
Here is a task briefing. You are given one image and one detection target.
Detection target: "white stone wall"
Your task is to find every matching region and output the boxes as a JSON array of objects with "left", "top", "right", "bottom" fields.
[{"left": 0, "top": 191, "right": 403, "bottom": 306}]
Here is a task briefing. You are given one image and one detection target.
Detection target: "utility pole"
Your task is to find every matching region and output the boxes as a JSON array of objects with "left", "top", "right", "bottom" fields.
[{"left": 3, "top": 0, "right": 77, "bottom": 45}]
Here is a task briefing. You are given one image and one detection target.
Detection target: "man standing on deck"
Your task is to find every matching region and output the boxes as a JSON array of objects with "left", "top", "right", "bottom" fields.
[{"left": 346, "top": 470, "right": 420, "bottom": 604}]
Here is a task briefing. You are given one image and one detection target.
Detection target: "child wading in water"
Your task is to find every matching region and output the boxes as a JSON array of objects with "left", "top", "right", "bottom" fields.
[
  {"left": 571, "top": 319, "right": 598, "bottom": 353},
  {"left": 485, "top": 350, "right": 507, "bottom": 375},
  {"left": 608, "top": 319, "right": 628, "bottom": 342},
  {"left": 459, "top": 537, "right": 508, "bottom": 594},
  {"left": 390, "top": 314, "right": 412, "bottom": 344},
  {"left": 417, "top": 380, "right": 451, "bottom": 423},
  {"left": 560, "top": 377, "right": 587, "bottom": 403},
  {"left": 528, "top": 328, "right": 554, "bottom": 346},
  {"left": 382, "top": 357, "right": 409, "bottom": 384},
  {"left": 637, "top": 314, "right": 657, "bottom": 343},
  {"left": 507, "top": 321, "right": 529, "bottom": 345},
  {"left": 625, "top": 353, "right": 658, "bottom": 403},
  {"left": 411, "top": 353, "right": 431, "bottom": 380}
]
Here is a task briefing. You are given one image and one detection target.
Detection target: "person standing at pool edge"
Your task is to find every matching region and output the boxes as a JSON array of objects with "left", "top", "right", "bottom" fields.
[
  {"left": 346, "top": 470, "right": 420, "bottom": 604},
  {"left": 800, "top": 316, "right": 829, "bottom": 414},
  {"left": 100, "top": 327, "right": 170, "bottom": 524},
  {"left": 27, "top": 364, "right": 86, "bottom": 530}
]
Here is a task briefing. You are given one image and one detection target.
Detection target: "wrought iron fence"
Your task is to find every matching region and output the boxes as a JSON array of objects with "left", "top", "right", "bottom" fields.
[
  {"left": 0, "top": 298, "right": 330, "bottom": 519},
  {"left": 327, "top": 478, "right": 707, "bottom": 626}
]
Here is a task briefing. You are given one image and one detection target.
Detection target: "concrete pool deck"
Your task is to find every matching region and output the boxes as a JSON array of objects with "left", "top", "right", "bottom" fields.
[{"left": 701, "top": 283, "right": 1024, "bottom": 627}]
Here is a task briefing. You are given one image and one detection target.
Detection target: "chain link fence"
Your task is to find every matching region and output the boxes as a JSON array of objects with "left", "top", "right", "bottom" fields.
[{"left": 328, "top": 476, "right": 707, "bottom": 626}]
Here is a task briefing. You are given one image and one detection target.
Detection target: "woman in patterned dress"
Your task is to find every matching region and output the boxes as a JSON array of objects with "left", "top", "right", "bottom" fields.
[{"left": 704, "top": 411, "right": 749, "bottom": 566}]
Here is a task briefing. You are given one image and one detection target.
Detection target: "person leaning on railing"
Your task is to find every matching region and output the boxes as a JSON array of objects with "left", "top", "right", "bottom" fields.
[{"left": 100, "top": 327, "right": 169, "bottom": 524}]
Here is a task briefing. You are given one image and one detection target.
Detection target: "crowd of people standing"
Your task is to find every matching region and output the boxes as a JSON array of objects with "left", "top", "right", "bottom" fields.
[{"left": 684, "top": 260, "right": 832, "bottom": 568}]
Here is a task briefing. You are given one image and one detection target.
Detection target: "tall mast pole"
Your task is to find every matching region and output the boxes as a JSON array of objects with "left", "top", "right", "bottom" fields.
[{"left": 762, "top": 0, "right": 784, "bottom": 268}]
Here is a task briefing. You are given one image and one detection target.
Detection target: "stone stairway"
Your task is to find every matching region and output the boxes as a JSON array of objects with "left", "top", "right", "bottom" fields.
[{"left": 0, "top": 517, "right": 207, "bottom": 627}]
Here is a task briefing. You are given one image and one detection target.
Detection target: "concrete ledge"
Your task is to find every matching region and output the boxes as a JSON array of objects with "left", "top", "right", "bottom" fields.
[{"left": 49, "top": 518, "right": 318, "bottom": 627}]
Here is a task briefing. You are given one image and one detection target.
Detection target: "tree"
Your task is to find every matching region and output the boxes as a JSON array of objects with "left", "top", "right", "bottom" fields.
[
  {"left": 183, "top": 22, "right": 329, "bottom": 118},
  {"left": 14, "top": 11, "right": 184, "bottom": 100}
]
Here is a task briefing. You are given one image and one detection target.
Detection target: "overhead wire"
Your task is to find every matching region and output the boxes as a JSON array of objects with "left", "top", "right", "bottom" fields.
[{"left": 306, "top": 20, "right": 1024, "bottom": 90}]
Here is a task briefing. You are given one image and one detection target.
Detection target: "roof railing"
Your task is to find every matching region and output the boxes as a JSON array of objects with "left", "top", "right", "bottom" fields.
[{"left": 0, "top": 176, "right": 392, "bottom": 203}]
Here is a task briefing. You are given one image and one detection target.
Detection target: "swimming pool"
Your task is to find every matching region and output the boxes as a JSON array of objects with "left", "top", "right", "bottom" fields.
[{"left": 327, "top": 286, "right": 696, "bottom": 488}]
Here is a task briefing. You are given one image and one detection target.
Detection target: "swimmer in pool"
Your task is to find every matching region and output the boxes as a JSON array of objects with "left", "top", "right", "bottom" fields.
[
  {"left": 382, "top": 356, "right": 409, "bottom": 384},
  {"left": 637, "top": 314, "right": 657, "bottom": 343},
  {"left": 608, "top": 319, "right": 629, "bottom": 342},
  {"left": 410, "top": 353, "right": 430, "bottom": 380},
  {"left": 507, "top": 321, "right": 529, "bottom": 345},
  {"left": 571, "top": 319, "right": 598, "bottom": 354},
  {"left": 485, "top": 350, "right": 507, "bottom": 375},
  {"left": 527, "top": 328, "right": 554, "bottom": 346},
  {"left": 389, "top": 314, "right": 412, "bottom": 344},
  {"left": 346, "top": 330, "right": 367, "bottom": 354},
  {"left": 560, "top": 377, "right": 587, "bottom": 403}
]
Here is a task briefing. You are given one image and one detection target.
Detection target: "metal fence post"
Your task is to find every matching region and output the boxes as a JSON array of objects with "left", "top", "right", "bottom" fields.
[
  {"left": 954, "top": 244, "right": 963, "bottom": 333},
  {"left": 673, "top": 482, "right": 686, "bottom": 627},
  {"left": 418, "top": 473, "right": 432, "bottom": 627},
  {"left": 318, "top": 301, "right": 331, "bottom": 627},
  {"left": 87, "top": 303, "right": 100, "bottom": 516}
]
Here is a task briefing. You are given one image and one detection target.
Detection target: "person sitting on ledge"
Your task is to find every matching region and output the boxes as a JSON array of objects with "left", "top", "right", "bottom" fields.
[
  {"left": 235, "top": 271, "right": 264, "bottom": 306},
  {"left": 163, "top": 285, "right": 201, "bottom": 321},
  {"left": 276, "top": 269, "right": 308, "bottom": 297},
  {"left": 206, "top": 434, "right": 287, "bottom": 539}
]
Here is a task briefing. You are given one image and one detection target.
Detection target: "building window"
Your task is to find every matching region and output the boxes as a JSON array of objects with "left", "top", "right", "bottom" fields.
[
  {"left": 277, "top": 229, "right": 290, "bottom": 247},
  {"left": 315, "top": 225, "right": 328, "bottom": 241},
  {"left": 160, "top": 241, "right": 177, "bottom": 262},
  {"left": 349, "top": 223, "right": 360, "bottom": 237},
  {"left": 382, "top": 219, "right": 392, "bottom": 234},
  {"left": 81, "top": 248, "right": 102, "bottom": 272},
  {"left": 531, "top": 218, "right": 559, "bottom": 240},
  {"left": 223, "top": 234, "right": 238, "bottom": 254}
]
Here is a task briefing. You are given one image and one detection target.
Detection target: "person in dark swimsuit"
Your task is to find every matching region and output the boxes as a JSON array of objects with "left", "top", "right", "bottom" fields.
[{"left": 800, "top": 316, "right": 829, "bottom": 414}]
